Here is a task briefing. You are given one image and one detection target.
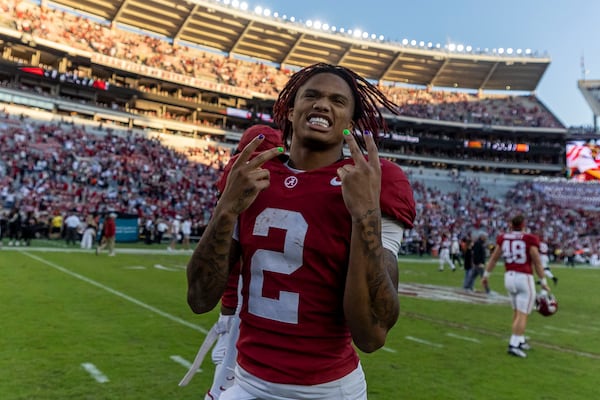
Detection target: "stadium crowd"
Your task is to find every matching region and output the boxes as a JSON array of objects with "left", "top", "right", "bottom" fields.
[
  {"left": 1, "top": 112, "right": 598, "bottom": 265},
  {"left": 0, "top": 0, "right": 562, "bottom": 129},
  {"left": 0, "top": 111, "right": 227, "bottom": 246},
  {"left": 0, "top": 0, "right": 595, "bottom": 264}
]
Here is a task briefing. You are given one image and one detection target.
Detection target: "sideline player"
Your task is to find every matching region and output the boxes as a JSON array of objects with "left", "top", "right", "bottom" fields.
[
  {"left": 482, "top": 215, "right": 551, "bottom": 358},
  {"left": 539, "top": 236, "right": 558, "bottom": 285},
  {"left": 438, "top": 233, "right": 456, "bottom": 272}
]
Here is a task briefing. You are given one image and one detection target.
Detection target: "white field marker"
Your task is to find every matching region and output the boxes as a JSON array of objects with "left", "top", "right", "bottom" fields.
[
  {"left": 446, "top": 332, "right": 481, "bottom": 343},
  {"left": 381, "top": 346, "right": 397, "bottom": 353},
  {"left": 21, "top": 252, "right": 209, "bottom": 334},
  {"left": 81, "top": 363, "right": 109, "bottom": 383},
  {"left": 170, "top": 355, "right": 202, "bottom": 372},
  {"left": 524, "top": 329, "right": 551, "bottom": 337},
  {"left": 405, "top": 336, "right": 443, "bottom": 348},
  {"left": 544, "top": 325, "right": 580, "bottom": 334}
]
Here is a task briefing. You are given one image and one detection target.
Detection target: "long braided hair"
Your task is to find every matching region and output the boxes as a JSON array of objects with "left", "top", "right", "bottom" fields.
[{"left": 272, "top": 63, "right": 399, "bottom": 151}]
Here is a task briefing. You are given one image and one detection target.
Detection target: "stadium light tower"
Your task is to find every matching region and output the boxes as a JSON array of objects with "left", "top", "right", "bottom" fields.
[{"left": 577, "top": 80, "right": 600, "bottom": 132}]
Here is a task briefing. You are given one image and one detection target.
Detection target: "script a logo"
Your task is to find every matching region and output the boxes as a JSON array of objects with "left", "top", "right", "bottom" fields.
[
  {"left": 330, "top": 177, "right": 342, "bottom": 186},
  {"left": 284, "top": 176, "right": 298, "bottom": 188}
]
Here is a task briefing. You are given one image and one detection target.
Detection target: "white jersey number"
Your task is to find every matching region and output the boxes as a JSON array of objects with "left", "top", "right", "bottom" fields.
[
  {"left": 248, "top": 208, "right": 307, "bottom": 324},
  {"left": 502, "top": 239, "right": 527, "bottom": 264}
]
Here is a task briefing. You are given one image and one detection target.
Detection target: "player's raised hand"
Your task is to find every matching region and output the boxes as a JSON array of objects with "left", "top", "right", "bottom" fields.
[
  {"left": 337, "top": 130, "right": 382, "bottom": 220},
  {"left": 219, "top": 134, "right": 283, "bottom": 214}
]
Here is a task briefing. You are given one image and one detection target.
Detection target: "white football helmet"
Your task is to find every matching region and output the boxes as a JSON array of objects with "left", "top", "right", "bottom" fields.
[{"left": 535, "top": 290, "right": 558, "bottom": 316}]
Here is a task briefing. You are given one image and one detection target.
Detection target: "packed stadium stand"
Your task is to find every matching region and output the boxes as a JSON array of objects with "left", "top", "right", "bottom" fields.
[{"left": 1, "top": 0, "right": 599, "bottom": 264}]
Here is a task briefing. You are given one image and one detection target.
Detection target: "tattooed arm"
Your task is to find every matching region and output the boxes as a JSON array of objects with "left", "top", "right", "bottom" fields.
[
  {"left": 338, "top": 132, "right": 399, "bottom": 353},
  {"left": 344, "top": 210, "right": 400, "bottom": 353},
  {"left": 186, "top": 136, "right": 282, "bottom": 314}
]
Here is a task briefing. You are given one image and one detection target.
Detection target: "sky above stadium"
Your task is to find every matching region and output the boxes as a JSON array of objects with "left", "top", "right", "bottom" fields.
[{"left": 258, "top": 0, "right": 600, "bottom": 128}]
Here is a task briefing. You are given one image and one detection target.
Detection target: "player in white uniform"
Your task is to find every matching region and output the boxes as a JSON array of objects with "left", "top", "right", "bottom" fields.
[
  {"left": 539, "top": 239, "right": 558, "bottom": 285},
  {"left": 438, "top": 234, "right": 456, "bottom": 272}
]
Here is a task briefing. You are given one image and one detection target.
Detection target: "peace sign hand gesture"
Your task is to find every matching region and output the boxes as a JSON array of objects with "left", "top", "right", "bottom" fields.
[
  {"left": 337, "top": 130, "right": 382, "bottom": 221},
  {"left": 219, "top": 135, "right": 283, "bottom": 215}
]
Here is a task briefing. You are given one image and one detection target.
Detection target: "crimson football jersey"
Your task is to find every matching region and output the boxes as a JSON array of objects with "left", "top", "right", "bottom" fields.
[
  {"left": 496, "top": 231, "right": 541, "bottom": 274},
  {"left": 235, "top": 156, "right": 414, "bottom": 385}
]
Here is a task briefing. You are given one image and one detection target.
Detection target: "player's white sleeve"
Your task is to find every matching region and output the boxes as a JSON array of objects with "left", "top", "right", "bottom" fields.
[
  {"left": 382, "top": 215, "right": 404, "bottom": 259},
  {"left": 211, "top": 314, "right": 235, "bottom": 364},
  {"left": 207, "top": 314, "right": 240, "bottom": 399}
]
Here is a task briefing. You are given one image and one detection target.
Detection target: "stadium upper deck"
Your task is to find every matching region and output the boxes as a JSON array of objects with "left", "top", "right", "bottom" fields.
[
  {"left": 0, "top": 0, "right": 569, "bottom": 176},
  {"left": 578, "top": 80, "right": 600, "bottom": 130},
  {"left": 44, "top": 0, "right": 550, "bottom": 92}
]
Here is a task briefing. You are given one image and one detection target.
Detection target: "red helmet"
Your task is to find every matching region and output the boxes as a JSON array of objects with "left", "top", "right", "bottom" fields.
[{"left": 535, "top": 290, "right": 558, "bottom": 317}]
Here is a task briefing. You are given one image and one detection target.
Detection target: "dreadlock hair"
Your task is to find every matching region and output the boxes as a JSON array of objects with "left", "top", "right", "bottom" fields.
[{"left": 272, "top": 63, "right": 400, "bottom": 151}]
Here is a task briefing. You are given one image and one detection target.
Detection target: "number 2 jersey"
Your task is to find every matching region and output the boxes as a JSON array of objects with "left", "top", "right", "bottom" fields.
[
  {"left": 234, "top": 156, "right": 415, "bottom": 385},
  {"left": 496, "top": 231, "right": 541, "bottom": 275}
]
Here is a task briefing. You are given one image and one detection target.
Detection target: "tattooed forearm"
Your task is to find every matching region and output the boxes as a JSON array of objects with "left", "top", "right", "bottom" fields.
[
  {"left": 369, "top": 250, "right": 400, "bottom": 329},
  {"left": 345, "top": 210, "right": 400, "bottom": 352},
  {"left": 186, "top": 211, "right": 237, "bottom": 314},
  {"left": 353, "top": 210, "right": 399, "bottom": 329},
  {"left": 355, "top": 208, "right": 382, "bottom": 252}
]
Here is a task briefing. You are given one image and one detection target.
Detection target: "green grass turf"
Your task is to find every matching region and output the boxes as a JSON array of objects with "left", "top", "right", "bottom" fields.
[{"left": 0, "top": 241, "right": 597, "bottom": 399}]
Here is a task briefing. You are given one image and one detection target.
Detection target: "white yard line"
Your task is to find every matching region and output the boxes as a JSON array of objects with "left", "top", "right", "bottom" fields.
[
  {"left": 170, "top": 355, "right": 202, "bottom": 372},
  {"left": 381, "top": 346, "right": 397, "bottom": 353},
  {"left": 446, "top": 332, "right": 481, "bottom": 343},
  {"left": 405, "top": 336, "right": 443, "bottom": 348},
  {"left": 543, "top": 325, "right": 581, "bottom": 334},
  {"left": 81, "top": 363, "right": 109, "bottom": 383},
  {"left": 21, "top": 251, "right": 208, "bottom": 334}
]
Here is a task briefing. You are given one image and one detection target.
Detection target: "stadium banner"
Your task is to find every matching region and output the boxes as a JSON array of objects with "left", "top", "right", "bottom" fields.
[
  {"left": 115, "top": 215, "right": 140, "bottom": 243},
  {"left": 532, "top": 181, "right": 600, "bottom": 209}
]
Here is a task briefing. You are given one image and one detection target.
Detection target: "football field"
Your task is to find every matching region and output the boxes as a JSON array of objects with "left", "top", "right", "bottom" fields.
[{"left": 1, "top": 243, "right": 598, "bottom": 399}]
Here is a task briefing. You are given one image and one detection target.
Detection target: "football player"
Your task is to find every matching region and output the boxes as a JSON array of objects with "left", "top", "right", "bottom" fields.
[
  {"left": 186, "top": 63, "right": 416, "bottom": 399},
  {"left": 482, "top": 215, "right": 551, "bottom": 358},
  {"left": 539, "top": 236, "right": 558, "bottom": 285},
  {"left": 438, "top": 233, "right": 457, "bottom": 272}
]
